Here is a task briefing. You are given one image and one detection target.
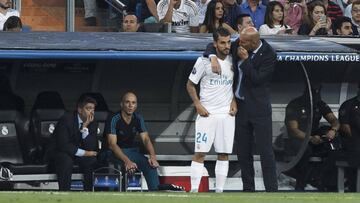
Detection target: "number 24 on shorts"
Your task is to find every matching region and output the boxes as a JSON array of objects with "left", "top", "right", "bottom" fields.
[{"left": 196, "top": 132, "right": 207, "bottom": 143}]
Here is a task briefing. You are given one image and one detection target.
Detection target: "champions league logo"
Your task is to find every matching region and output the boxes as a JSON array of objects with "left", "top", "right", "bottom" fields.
[{"left": 192, "top": 68, "right": 196, "bottom": 74}]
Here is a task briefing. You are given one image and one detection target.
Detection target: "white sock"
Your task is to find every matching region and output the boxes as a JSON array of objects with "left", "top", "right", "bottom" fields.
[
  {"left": 190, "top": 161, "right": 204, "bottom": 192},
  {"left": 215, "top": 160, "right": 229, "bottom": 192}
]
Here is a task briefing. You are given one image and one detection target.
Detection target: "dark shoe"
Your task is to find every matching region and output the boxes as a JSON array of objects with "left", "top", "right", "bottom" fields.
[
  {"left": 158, "top": 184, "right": 185, "bottom": 192},
  {"left": 85, "top": 17, "right": 97, "bottom": 26}
]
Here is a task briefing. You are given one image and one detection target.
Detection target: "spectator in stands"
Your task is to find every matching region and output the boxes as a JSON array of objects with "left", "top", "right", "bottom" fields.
[
  {"left": 344, "top": 1, "right": 354, "bottom": 18},
  {"left": 334, "top": 0, "right": 351, "bottom": 13},
  {"left": 122, "top": 13, "right": 140, "bottom": 32},
  {"left": 157, "top": 0, "right": 199, "bottom": 33},
  {"left": 222, "top": 0, "right": 242, "bottom": 30},
  {"left": 200, "top": 0, "right": 236, "bottom": 34},
  {"left": 196, "top": 0, "right": 211, "bottom": 25},
  {"left": 259, "top": 1, "right": 293, "bottom": 35},
  {"left": 321, "top": 0, "right": 343, "bottom": 21},
  {"left": 279, "top": 0, "right": 307, "bottom": 33},
  {"left": 3, "top": 15, "right": 21, "bottom": 31},
  {"left": 349, "top": 0, "right": 360, "bottom": 34},
  {"left": 187, "top": 27, "right": 236, "bottom": 193},
  {"left": 240, "top": 0, "right": 267, "bottom": 29},
  {"left": 339, "top": 81, "right": 360, "bottom": 192},
  {"left": 333, "top": 16, "right": 358, "bottom": 35},
  {"left": 236, "top": 13, "right": 254, "bottom": 33},
  {"left": 0, "top": 0, "right": 19, "bottom": 31},
  {"left": 84, "top": 0, "right": 97, "bottom": 26},
  {"left": 285, "top": 82, "right": 340, "bottom": 191},
  {"left": 141, "top": 0, "right": 160, "bottom": 23},
  {"left": 50, "top": 95, "right": 99, "bottom": 191},
  {"left": 298, "top": 1, "right": 332, "bottom": 35}
]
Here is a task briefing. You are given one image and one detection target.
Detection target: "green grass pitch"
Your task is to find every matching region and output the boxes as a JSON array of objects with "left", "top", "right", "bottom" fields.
[{"left": 1, "top": 192, "right": 360, "bottom": 203}]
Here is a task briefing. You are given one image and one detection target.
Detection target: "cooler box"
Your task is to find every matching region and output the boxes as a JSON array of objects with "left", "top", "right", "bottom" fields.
[{"left": 158, "top": 166, "right": 209, "bottom": 192}]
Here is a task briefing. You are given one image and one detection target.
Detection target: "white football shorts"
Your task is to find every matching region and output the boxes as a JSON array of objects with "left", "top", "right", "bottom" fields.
[{"left": 194, "top": 113, "right": 235, "bottom": 153}]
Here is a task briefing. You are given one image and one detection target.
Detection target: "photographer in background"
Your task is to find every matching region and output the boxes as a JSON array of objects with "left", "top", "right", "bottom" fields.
[
  {"left": 285, "top": 82, "right": 340, "bottom": 191},
  {"left": 338, "top": 82, "right": 360, "bottom": 192}
]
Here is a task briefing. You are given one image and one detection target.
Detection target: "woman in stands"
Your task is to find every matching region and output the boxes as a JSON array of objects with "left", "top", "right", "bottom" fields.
[
  {"left": 298, "top": 0, "right": 332, "bottom": 35},
  {"left": 200, "top": 0, "right": 236, "bottom": 34},
  {"left": 259, "top": 1, "right": 293, "bottom": 35}
]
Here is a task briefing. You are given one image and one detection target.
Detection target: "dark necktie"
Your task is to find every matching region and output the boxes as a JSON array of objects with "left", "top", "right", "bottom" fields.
[{"left": 248, "top": 51, "right": 254, "bottom": 60}]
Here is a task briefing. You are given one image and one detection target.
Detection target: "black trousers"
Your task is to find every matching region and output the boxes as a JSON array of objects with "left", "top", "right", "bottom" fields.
[
  {"left": 54, "top": 152, "right": 97, "bottom": 191},
  {"left": 235, "top": 102, "right": 278, "bottom": 192}
]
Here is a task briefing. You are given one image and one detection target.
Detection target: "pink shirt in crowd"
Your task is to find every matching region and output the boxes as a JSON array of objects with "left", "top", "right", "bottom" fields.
[{"left": 278, "top": 0, "right": 306, "bottom": 33}]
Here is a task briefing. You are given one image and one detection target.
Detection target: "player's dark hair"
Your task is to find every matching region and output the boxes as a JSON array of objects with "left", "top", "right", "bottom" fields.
[{"left": 213, "top": 27, "right": 231, "bottom": 41}]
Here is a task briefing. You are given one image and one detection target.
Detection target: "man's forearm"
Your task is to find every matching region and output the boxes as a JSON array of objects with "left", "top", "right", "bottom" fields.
[
  {"left": 144, "top": 138, "right": 156, "bottom": 157},
  {"left": 109, "top": 144, "right": 130, "bottom": 163},
  {"left": 146, "top": 0, "right": 159, "bottom": 20},
  {"left": 186, "top": 80, "right": 200, "bottom": 105},
  {"left": 160, "top": 5, "right": 174, "bottom": 23}
]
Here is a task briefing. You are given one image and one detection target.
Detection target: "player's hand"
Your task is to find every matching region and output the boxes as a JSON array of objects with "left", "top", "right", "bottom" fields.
[
  {"left": 84, "top": 150, "right": 97, "bottom": 157},
  {"left": 229, "top": 99, "right": 237, "bottom": 116},
  {"left": 310, "top": 135, "right": 322, "bottom": 145},
  {"left": 148, "top": 155, "right": 160, "bottom": 168},
  {"left": 125, "top": 160, "right": 138, "bottom": 174},
  {"left": 83, "top": 112, "right": 94, "bottom": 128},
  {"left": 237, "top": 46, "right": 249, "bottom": 60},
  {"left": 195, "top": 103, "right": 209, "bottom": 117},
  {"left": 210, "top": 56, "right": 221, "bottom": 75}
]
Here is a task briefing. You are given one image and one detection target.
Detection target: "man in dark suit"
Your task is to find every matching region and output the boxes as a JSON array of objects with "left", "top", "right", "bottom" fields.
[
  {"left": 51, "top": 95, "right": 98, "bottom": 191},
  {"left": 205, "top": 27, "right": 278, "bottom": 192}
]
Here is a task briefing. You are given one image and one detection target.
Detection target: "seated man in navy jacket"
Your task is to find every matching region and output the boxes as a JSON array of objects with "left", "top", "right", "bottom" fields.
[
  {"left": 50, "top": 95, "right": 98, "bottom": 191},
  {"left": 105, "top": 92, "right": 184, "bottom": 191}
]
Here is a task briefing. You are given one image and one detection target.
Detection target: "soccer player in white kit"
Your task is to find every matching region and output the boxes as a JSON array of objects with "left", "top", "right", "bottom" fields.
[{"left": 186, "top": 27, "right": 237, "bottom": 193}]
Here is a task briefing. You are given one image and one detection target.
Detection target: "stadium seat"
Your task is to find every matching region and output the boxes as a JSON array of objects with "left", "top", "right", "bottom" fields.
[
  {"left": 30, "top": 91, "right": 66, "bottom": 164},
  {"left": 0, "top": 94, "right": 48, "bottom": 175},
  {"left": 0, "top": 110, "right": 29, "bottom": 165},
  {"left": 0, "top": 75, "right": 25, "bottom": 114}
]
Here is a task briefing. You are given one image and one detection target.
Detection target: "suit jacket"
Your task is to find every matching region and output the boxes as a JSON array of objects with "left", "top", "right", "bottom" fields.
[
  {"left": 235, "top": 39, "right": 276, "bottom": 117},
  {"left": 50, "top": 112, "right": 98, "bottom": 157},
  {"left": 204, "top": 38, "right": 276, "bottom": 117}
]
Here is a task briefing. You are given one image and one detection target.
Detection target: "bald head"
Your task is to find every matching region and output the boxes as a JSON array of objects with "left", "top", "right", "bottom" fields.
[
  {"left": 239, "top": 27, "right": 260, "bottom": 51},
  {"left": 121, "top": 92, "right": 138, "bottom": 116},
  {"left": 122, "top": 92, "right": 137, "bottom": 102},
  {"left": 241, "top": 27, "right": 260, "bottom": 40}
]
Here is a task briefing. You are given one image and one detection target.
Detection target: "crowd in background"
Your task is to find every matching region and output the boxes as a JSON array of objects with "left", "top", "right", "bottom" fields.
[{"left": 0, "top": 0, "right": 359, "bottom": 36}]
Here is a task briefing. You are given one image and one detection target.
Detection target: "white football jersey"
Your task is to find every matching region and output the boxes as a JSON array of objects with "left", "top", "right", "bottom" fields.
[
  {"left": 0, "top": 9, "right": 20, "bottom": 31},
  {"left": 157, "top": 0, "right": 199, "bottom": 33},
  {"left": 189, "top": 56, "right": 234, "bottom": 114}
]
